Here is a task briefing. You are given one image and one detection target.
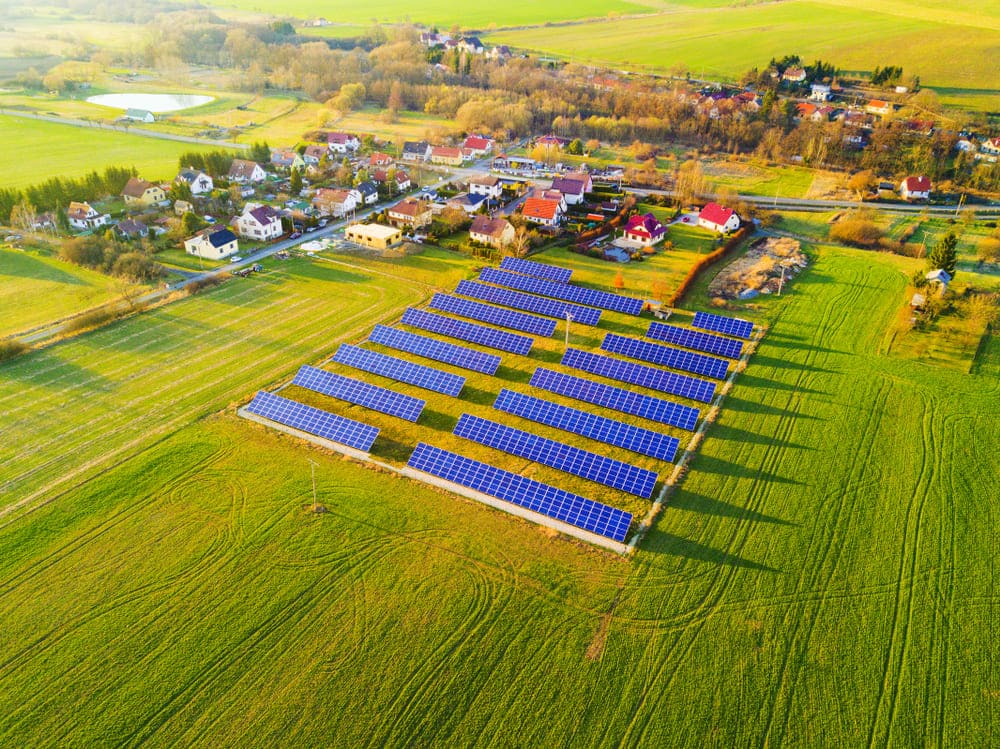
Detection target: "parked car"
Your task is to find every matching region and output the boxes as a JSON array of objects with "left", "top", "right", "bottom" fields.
[{"left": 289, "top": 231, "right": 302, "bottom": 239}]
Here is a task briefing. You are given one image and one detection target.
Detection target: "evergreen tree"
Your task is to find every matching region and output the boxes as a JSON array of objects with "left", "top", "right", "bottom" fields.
[
  {"left": 927, "top": 232, "right": 958, "bottom": 277},
  {"left": 289, "top": 167, "right": 303, "bottom": 196}
]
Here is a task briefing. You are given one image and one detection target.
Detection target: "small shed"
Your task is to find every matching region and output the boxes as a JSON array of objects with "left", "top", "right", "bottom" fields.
[
  {"left": 925, "top": 269, "right": 951, "bottom": 296},
  {"left": 124, "top": 108, "right": 155, "bottom": 123},
  {"left": 910, "top": 292, "right": 926, "bottom": 310}
]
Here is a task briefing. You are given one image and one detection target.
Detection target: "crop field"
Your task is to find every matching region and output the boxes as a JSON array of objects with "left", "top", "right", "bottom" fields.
[
  {"left": 0, "top": 115, "right": 221, "bottom": 190},
  {"left": 0, "top": 238, "right": 997, "bottom": 745}
]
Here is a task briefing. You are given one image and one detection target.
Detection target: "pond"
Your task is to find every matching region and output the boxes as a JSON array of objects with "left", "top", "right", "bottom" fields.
[{"left": 86, "top": 93, "right": 214, "bottom": 113}]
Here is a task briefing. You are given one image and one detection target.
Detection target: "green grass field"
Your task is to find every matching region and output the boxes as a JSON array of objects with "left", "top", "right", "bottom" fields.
[
  {"left": 0, "top": 236, "right": 997, "bottom": 744},
  {"left": 0, "top": 114, "right": 221, "bottom": 189}
]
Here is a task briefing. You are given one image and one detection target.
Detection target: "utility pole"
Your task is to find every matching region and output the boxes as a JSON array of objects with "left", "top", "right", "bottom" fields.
[{"left": 778, "top": 262, "right": 788, "bottom": 295}]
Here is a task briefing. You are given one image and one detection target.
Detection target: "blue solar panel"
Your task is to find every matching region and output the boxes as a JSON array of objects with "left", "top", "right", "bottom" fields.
[
  {"left": 293, "top": 365, "right": 425, "bottom": 422},
  {"left": 562, "top": 348, "right": 716, "bottom": 404},
  {"left": 601, "top": 333, "right": 730, "bottom": 380},
  {"left": 455, "top": 280, "right": 602, "bottom": 326},
  {"left": 334, "top": 344, "right": 465, "bottom": 397},
  {"left": 430, "top": 293, "right": 556, "bottom": 337},
  {"left": 244, "top": 390, "right": 379, "bottom": 452},
  {"left": 402, "top": 307, "right": 534, "bottom": 356},
  {"left": 530, "top": 368, "right": 700, "bottom": 431},
  {"left": 500, "top": 256, "right": 573, "bottom": 283},
  {"left": 407, "top": 443, "right": 632, "bottom": 542},
  {"left": 369, "top": 324, "right": 501, "bottom": 375},
  {"left": 692, "top": 311, "right": 754, "bottom": 339},
  {"left": 454, "top": 414, "right": 658, "bottom": 498},
  {"left": 480, "top": 267, "right": 645, "bottom": 315},
  {"left": 646, "top": 321, "right": 744, "bottom": 359},
  {"left": 494, "top": 388, "right": 679, "bottom": 462}
]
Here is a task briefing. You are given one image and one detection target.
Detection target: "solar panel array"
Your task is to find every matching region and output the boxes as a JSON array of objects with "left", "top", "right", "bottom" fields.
[
  {"left": 480, "top": 267, "right": 645, "bottom": 316},
  {"left": 334, "top": 343, "right": 465, "bottom": 397},
  {"left": 692, "top": 311, "right": 754, "bottom": 339},
  {"left": 646, "top": 321, "right": 744, "bottom": 359},
  {"left": 454, "top": 413, "right": 658, "bottom": 498},
  {"left": 530, "top": 368, "right": 700, "bottom": 431},
  {"left": 494, "top": 388, "right": 679, "bottom": 462},
  {"left": 293, "top": 365, "right": 426, "bottom": 422},
  {"left": 407, "top": 443, "right": 632, "bottom": 542},
  {"left": 402, "top": 307, "right": 534, "bottom": 356},
  {"left": 244, "top": 390, "right": 379, "bottom": 452},
  {"left": 430, "top": 293, "right": 556, "bottom": 337},
  {"left": 500, "top": 256, "right": 573, "bottom": 283},
  {"left": 455, "top": 280, "right": 602, "bottom": 326},
  {"left": 369, "top": 324, "right": 501, "bottom": 375},
  {"left": 601, "top": 333, "right": 730, "bottom": 380},
  {"left": 562, "top": 348, "right": 717, "bottom": 404}
]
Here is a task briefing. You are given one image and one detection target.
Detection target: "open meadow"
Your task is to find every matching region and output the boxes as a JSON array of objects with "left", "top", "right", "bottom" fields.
[{"left": 0, "top": 231, "right": 998, "bottom": 744}]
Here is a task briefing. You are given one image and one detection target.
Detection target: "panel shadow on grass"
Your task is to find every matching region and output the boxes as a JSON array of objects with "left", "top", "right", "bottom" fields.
[
  {"left": 644, "top": 529, "right": 779, "bottom": 572},
  {"left": 736, "top": 373, "right": 826, "bottom": 395},
  {"left": 668, "top": 490, "right": 796, "bottom": 526},
  {"left": 494, "top": 364, "right": 532, "bottom": 383},
  {"left": 459, "top": 385, "right": 499, "bottom": 407},
  {"left": 708, "top": 422, "right": 814, "bottom": 451},
  {"left": 417, "top": 408, "right": 459, "bottom": 433},
  {"left": 724, "top": 395, "right": 819, "bottom": 420},
  {"left": 750, "top": 353, "right": 838, "bottom": 374},
  {"left": 688, "top": 453, "right": 802, "bottom": 485}
]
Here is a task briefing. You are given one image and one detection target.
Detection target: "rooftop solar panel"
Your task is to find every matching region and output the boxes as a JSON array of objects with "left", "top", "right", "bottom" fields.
[
  {"left": 692, "top": 310, "right": 754, "bottom": 339},
  {"left": 244, "top": 390, "right": 379, "bottom": 452},
  {"left": 430, "top": 293, "right": 556, "bottom": 337},
  {"left": 530, "top": 368, "right": 699, "bottom": 430},
  {"left": 454, "top": 413, "right": 658, "bottom": 498},
  {"left": 562, "top": 348, "right": 716, "bottom": 404},
  {"left": 455, "top": 280, "right": 602, "bottom": 326},
  {"left": 293, "top": 365, "right": 425, "bottom": 422},
  {"left": 368, "top": 324, "right": 501, "bottom": 375},
  {"left": 480, "top": 267, "right": 645, "bottom": 315},
  {"left": 333, "top": 344, "right": 465, "bottom": 397},
  {"left": 407, "top": 443, "right": 632, "bottom": 542},
  {"left": 500, "top": 256, "right": 573, "bottom": 283},
  {"left": 601, "top": 333, "right": 730, "bottom": 380},
  {"left": 646, "top": 321, "right": 744, "bottom": 359},
  {"left": 494, "top": 388, "right": 679, "bottom": 462},
  {"left": 402, "top": 307, "right": 534, "bottom": 356}
]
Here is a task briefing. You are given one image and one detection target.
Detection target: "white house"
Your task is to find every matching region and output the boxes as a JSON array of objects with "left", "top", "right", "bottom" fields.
[
  {"left": 236, "top": 205, "right": 283, "bottom": 241},
  {"left": 228, "top": 159, "right": 266, "bottom": 184},
  {"left": 327, "top": 132, "right": 360, "bottom": 153},
  {"left": 356, "top": 181, "right": 379, "bottom": 205},
  {"left": 698, "top": 202, "right": 741, "bottom": 234},
  {"left": 176, "top": 168, "right": 214, "bottom": 195},
  {"left": 468, "top": 174, "right": 503, "bottom": 199},
  {"left": 67, "top": 201, "right": 110, "bottom": 231},
  {"left": 521, "top": 197, "right": 563, "bottom": 227},
  {"left": 312, "top": 188, "right": 358, "bottom": 217},
  {"left": 900, "top": 175, "right": 931, "bottom": 201},
  {"left": 184, "top": 228, "right": 239, "bottom": 260},
  {"left": 550, "top": 176, "right": 588, "bottom": 205},
  {"left": 809, "top": 83, "right": 832, "bottom": 101}
]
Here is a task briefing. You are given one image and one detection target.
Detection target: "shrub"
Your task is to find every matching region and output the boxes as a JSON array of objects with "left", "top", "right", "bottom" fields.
[
  {"left": 64, "top": 308, "right": 116, "bottom": 333},
  {"left": 829, "top": 215, "right": 884, "bottom": 247},
  {"left": 0, "top": 339, "right": 28, "bottom": 363}
]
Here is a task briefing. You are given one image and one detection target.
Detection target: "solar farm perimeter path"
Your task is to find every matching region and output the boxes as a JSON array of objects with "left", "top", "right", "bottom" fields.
[{"left": 0, "top": 245, "right": 998, "bottom": 745}]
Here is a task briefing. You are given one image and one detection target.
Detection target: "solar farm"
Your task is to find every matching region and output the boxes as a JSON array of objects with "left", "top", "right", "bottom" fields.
[{"left": 239, "top": 255, "right": 759, "bottom": 552}]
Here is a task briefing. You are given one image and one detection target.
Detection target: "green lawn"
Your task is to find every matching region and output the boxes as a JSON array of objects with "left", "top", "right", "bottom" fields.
[
  {"left": 1, "top": 239, "right": 997, "bottom": 744},
  {"left": 0, "top": 115, "right": 220, "bottom": 190}
]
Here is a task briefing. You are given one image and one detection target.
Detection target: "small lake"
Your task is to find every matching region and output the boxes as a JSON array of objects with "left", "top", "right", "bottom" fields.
[{"left": 86, "top": 93, "right": 214, "bottom": 113}]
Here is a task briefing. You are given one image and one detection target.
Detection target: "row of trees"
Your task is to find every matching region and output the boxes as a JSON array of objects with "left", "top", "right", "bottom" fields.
[{"left": 0, "top": 165, "right": 136, "bottom": 225}]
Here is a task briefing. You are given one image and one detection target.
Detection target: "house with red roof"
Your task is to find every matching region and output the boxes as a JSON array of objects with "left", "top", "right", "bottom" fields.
[
  {"left": 521, "top": 197, "right": 563, "bottom": 227},
  {"left": 387, "top": 198, "right": 432, "bottom": 228},
  {"left": 369, "top": 152, "right": 394, "bottom": 168},
  {"left": 899, "top": 176, "right": 931, "bottom": 201},
  {"left": 535, "top": 134, "right": 570, "bottom": 149},
  {"left": 470, "top": 216, "right": 515, "bottom": 248},
  {"left": 312, "top": 188, "right": 358, "bottom": 217},
  {"left": 327, "top": 132, "right": 360, "bottom": 153},
  {"left": 782, "top": 67, "right": 807, "bottom": 83},
  {"left": 866, "top": 99, "right": 893, "bottom": 117},
  {"left": 236, "top": 205, "right": 283, "bottom": 240},
  {"left": 698, "top": 203, "right": 741, "bottom": 234},
  {"left": 429, "top": 146, "right": 464, "bottom": 166},
  {"left": 623, "top": 213, "right": 667, "bottom": 246},
  {"left": 463, "top": 135, "right": 494, "bottom": 156}
]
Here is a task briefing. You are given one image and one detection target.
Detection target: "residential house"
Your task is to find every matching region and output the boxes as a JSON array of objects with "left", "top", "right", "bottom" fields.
[
  {"left": 459, "top": 37, "right": 485, "bottom": 54},
  {"left": 236, "top": 205, "right": 283, "bottom": 241},
  {"left": 175, "top": 168, "right": 214, "bottom": 195},
  {"left": 796, "top": 102, "right": 818, "bottom": 120},
  {"left": 122, "top": 177, "right": 166, "bottom": 205},
  {"left": 429, "top": 146, "right": 464, "bottom": 166},
  {"left": 521, "top": 197, "right": 563, "bottom": 227},
  {"left": 470, "top": 215, "right": 515, "bottom": 248},
  {"left": 302, "top": 145, "right": 328, "bottom": 166},
  {"left": 345, "top": 223, "right": 402, "bottom": 249},
  {"left": 312, "top": 188, "right": 358, "bottom": 217},
  {"left": 812, "top": 106, "right": 836, "bottom": 122},
  {"left": 228, "top": 159, "right": 266, "bottom": 184},
  {"left": 115, "top": 218, "right": 149, "bottom": 239},
  {"left": 446, "top": 192, "right": 488, "bottom": 214},
  {"left": 419, "top": 32, "right": 452, "bottom": 47},
  {"left": 30, "top": 212, "right": 56, "bottom": 231},
  {"left": 184, "top": 227, "right": 239, "bottom": 260},
  {"left": 174, "top": 200, "right": 194, "bottom": 216},
  {"left": 467, "top": 174, "right": 503, "bottom": 199},
  {"left": 327, "top": 132, "right": 360, "bottom": 153},
  {"left": 387, "top": 198, "right": 432, "bottom": 229},
  {"left": 535, "top": 134, "right": 569, "bottom": 149},
  {"left": 977, "top": 137, "right": 1000, "bottom": 162},
  {"left": 123, "top": 108, "right": 155, "bottom": 123},
  {"left": 356, "top": 181, "right": 379, "bottom": 205},
  {"left": 530, "top": 188, "right": 568, "bottom": 213},
  {"left": 698, "top": 202, "right": 741, "bottom": 234},
  {"left": 67, "top": 201, "right": 110, "bottom": 231},
  {"left": 402, "top": 141, "right": 431, "bottom": 162},
  {"left": 866, "top": 99, "right": 893, "bottom": 117},
  {"left": 550, "top": 177, "right": 588, "bottom": 205},
  {"left": 488, "top": 45, "right": 512, "bottom": 61},
  {"left": 809, "top": 83, "right": 832, "bottom": 101},
  {"left": 900, "top": 175, "right": 932, "bottom": 201},
  {"left": 623, "top": 213, "right": 667, "bottom": 246},
  {"left": 369, "top": 152, "right": 394, "bottom": 168},
  {"left": 373, "top": 170, "right": 411, "bottom": 192},
  {"left": 925, "top": 268, "right": 951, "bottom": 296},
  {"left": 782, "top": 67, "right": 807, "bottom": 83},
  {"left": 270, "top": 149, "right": 305, "bottom": 171},
  {"left": 463, "top": 135, "right": 494, "bottom": 156}
]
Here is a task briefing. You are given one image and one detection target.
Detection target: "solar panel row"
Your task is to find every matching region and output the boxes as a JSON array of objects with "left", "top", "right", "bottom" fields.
[
  {"left": 455, "top": 280, "right": 602, "bottom": 326},
  {"left": 369, "top": 324, "right": 501, "bottom": 375},
  {"left": 402, "top": 307, "right": 534, "bottom": 356},
  {"left": 499, "top": 256, "right": 573, "bottom": 283},
  {"left": 601, "top": 333, "right": 730, "bottom": 380},
  {"left": 454, "top": 413, "right": 658, "bottom": 498},
  {"left": 244, "top": 391, "right": 379, "bottom": 452},
  {"left": 430, "top": 292, "right": 556, "bottom": 337},
  {"left": 494, "top": 388, "right": 679, "bottom": 462},
  {"left": 334, "top": 344, "right": 465, "bottom": 397},
  {"left": 646, "top": 321, "right": 744, "bottom": 359},
  {"left": 529, "top": 367, "right": 700, "bottom": 431},
  {"left": 562, "top": 348, "right": 716, "bottom": 404},
  {"left": 480, "top": 267, "right": 645, "bottom": 316},
  {"left": 407, "top": 443, "right": 632, "bottom": 542},
  {"left": 692, "top": 310, "right": 754, "bottom": 339},
  {"left": 293, "top": 365, "right": 426, "bottom": 422}
]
